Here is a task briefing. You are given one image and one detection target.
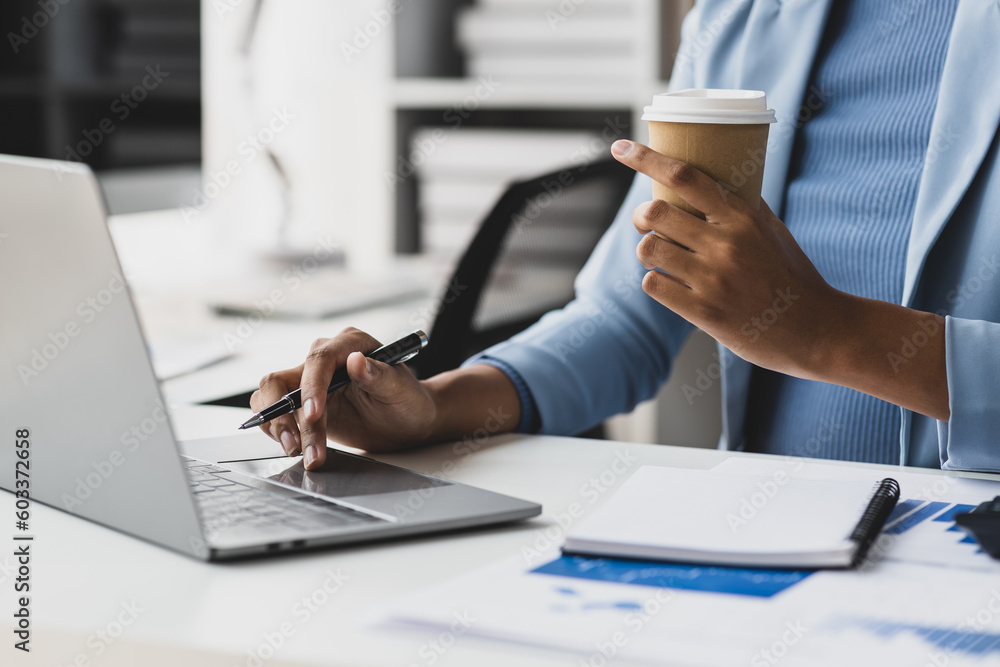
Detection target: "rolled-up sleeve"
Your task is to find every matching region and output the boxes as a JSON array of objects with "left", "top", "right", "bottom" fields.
[
  {"left": 937, "top": 316, "right": 1000, "bottom": 471},
  {"left": 475, "top": 356, "right": 540, "bottom": 433}
]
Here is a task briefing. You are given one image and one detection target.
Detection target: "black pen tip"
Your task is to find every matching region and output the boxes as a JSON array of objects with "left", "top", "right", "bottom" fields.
[{"left": 239, "top": 416, "right": 263, "bottom": 430}]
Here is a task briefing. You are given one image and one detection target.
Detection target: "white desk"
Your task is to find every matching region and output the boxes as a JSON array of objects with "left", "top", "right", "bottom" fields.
[
  {"left": 5, "top": 404, "right": 998, "bottom": 667},
  {"left": 8, "top": 209, "right": 992, "bottom": 665},
  {"left": 105, "top": 209, "right": 440, "bottom": 406}
]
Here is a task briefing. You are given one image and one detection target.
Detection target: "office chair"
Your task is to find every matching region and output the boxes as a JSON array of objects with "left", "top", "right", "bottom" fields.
[
  {"left": 414, "top": 157, "right": 636, "bottom": 401},
  {"left": 207, "top": 158, "right": 635, "bottom": 426}
]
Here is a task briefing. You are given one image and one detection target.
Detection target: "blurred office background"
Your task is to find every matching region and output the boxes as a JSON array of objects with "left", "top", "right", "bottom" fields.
[
  {"left": 1, "top": 0, "right": 718, "bottom": 447},
  {"left": 0, "top": 0, "right": 202, "bottom": 212}
]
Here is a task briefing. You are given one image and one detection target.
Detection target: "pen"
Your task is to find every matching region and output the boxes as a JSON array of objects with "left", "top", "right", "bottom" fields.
[{"left": 238, "top": 330, "right": 429, "bottom": 430}]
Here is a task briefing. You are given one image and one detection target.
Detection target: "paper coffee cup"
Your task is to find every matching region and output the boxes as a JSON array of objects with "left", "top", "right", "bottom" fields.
[{"left": 642, "top": 89, "right": 776, "bottom": 217}]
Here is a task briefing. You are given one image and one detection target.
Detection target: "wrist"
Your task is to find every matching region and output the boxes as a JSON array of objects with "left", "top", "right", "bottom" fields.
[
  {"left": 794, "top": 291, "right": 949, "bottom": 420},
  {"left": 418, "top": 375, "right": 449, "bottom": 445},
  {"left": 419, "top": 365, "right": 522, "bottom": 444},
  {"left": 419, "top": 368, "right": 478, "bottom": 445},
  {"left": 797, "top": 288, "right": 868, "bottom": 384}
]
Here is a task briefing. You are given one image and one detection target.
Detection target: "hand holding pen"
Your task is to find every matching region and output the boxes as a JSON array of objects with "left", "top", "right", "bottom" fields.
[
  {"left": 247, "top": 329, "right": 436, "bottom": 470},
  {"left": 241, "top": 331, "right": 428, "bottom": 429}
]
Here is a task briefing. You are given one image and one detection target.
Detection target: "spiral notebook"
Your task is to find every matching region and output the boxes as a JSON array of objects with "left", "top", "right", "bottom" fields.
[{"left": 562, "top": 466, "right": 900, "bottom": 569}]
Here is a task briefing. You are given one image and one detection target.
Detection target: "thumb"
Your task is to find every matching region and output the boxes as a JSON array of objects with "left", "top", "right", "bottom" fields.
[{"left": 346, "top": 351, "right": 404, "bottom": 401}]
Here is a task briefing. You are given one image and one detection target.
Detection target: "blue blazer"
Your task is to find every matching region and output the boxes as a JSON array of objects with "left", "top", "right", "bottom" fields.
[{"left": 472, "top": 0, "right": 1000, "bottom": 471}]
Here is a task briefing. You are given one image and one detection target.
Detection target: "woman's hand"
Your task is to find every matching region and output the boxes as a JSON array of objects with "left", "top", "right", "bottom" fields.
[
  {"left": 611, "top": 139, "right": 850, "bottom": 378},
  {"left": 250, "top": 328, "right": 524, "bottom": 470},
  {"left": 250, "top": 328, "right": 439, "bottom": 470},
  {"left": 611, "top": 139, "right": 949, "bottom": 420}
]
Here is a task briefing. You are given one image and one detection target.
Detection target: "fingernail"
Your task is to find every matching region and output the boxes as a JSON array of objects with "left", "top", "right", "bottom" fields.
[
  {"left": 365, "top": 358, "right": 374, "bottom": 378},
  {"left": 304, "top": 398, "right": 317, "bottom": 421},
  {"left": 611, "top": 140, "right": 633, "bottom": 157},
  {"left": 304, "top": 445, "right": 317, "bottom": 469},
  {"left": 280, "top": 431, "right": 296, "bottom": 456}
]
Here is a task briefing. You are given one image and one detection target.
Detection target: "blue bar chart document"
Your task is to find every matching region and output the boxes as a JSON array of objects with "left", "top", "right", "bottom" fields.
[{"left": 381, "top": 460, "right": 1000, "bottom": 666}]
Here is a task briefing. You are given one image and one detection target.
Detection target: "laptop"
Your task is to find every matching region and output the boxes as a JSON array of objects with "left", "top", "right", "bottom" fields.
[{"left": 0, "top": 154, "right": 541, "bottom": 561}]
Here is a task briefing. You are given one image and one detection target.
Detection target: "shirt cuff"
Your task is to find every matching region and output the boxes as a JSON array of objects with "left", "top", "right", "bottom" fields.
[
  {"left": 937, "top": 315, "right": 1000, "bottom": 472},
  {"left": 472, "top": 357, "right": 540, "bottom": 434}
]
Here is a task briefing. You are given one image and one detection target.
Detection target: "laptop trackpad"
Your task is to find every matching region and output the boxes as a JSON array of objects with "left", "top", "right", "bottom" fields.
[{"left": 226, "top": 449, "right": 450, "bottom": 499}]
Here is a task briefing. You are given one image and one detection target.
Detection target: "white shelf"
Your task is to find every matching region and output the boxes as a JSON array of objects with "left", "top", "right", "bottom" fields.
[
  {"left": 394, "top": 77, "right": 669, "bottom": 110},
  {"left": 389, "top": 0, "right": 687, "bottom": 254}
]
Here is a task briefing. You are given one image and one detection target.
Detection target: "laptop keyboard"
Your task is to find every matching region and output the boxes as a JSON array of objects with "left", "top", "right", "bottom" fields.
[{"left": 184, "top": 459, "right": 384, "bottom": 538}]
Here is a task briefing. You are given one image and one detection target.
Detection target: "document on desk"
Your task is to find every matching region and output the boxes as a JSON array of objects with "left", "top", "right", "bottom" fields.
[
  {"left": 712, "top": 458, "right": 1000, "bottom": 572},
  {"left": 379, "top": 462, "right": 1000, "bottom": 666},
  {"left": 561, "top": 466, "right": 897, "bottom": 568}
]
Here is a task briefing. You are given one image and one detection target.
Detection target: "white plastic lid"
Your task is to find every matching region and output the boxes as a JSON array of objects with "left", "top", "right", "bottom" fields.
[{"left": 642, "top": 89, "right": 776, "bottom": 124}]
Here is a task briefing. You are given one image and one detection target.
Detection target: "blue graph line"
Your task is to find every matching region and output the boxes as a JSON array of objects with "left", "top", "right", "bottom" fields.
[
  {"left": 835, "top": 618, "right": 1000, "bottom": 655},
  {"left": 883, "top": 501, "right": 949, "bottom": 535},
  {"left": 881, "top": 500, "right": 985, "bottom": 553},
  {"left": 532, "top": 555, "right": 811, "bottom": 598},
  {"left": 933, "top": 504, "right": 977, "bottom": 524},
  {"left": 886, "top": 498, "right": 925, "bottom": 523},
  {"left": 545, "top": 586, "right": 644, "bottom": 614}
]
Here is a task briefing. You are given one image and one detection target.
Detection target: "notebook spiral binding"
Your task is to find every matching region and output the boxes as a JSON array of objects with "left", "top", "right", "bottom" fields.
[{"left": 849, "top": 477, "right": 901, "bottom": 568}]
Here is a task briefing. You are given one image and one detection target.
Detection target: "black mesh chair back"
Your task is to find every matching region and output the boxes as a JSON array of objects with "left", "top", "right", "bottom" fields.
[{"left": 415, "top": 157, "right": 635, "bottom": 379}]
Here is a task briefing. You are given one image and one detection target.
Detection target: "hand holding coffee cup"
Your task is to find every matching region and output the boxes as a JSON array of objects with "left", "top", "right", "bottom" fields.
[
  {"left": 610, "top": 91, "right": 844, "bottom": 382},
  {"left": 642, "top": 89, "right": 777, "bottom": 218}
]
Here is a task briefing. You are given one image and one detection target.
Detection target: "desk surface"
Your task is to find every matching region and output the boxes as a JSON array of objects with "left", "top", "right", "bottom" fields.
[
  {"left": 106, "top": 209, "right": 440, "bottom": 406},
  {"left": 9, "top": 210, "right": 995, "bottom": 665},
  {"left": 5, "top": 405, "right": 996, "bottom": 667}
]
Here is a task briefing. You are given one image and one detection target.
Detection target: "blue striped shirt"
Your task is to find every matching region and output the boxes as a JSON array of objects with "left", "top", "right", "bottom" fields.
[{"left": 742, "top": 0, "right": 960, "bottom": 463}]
